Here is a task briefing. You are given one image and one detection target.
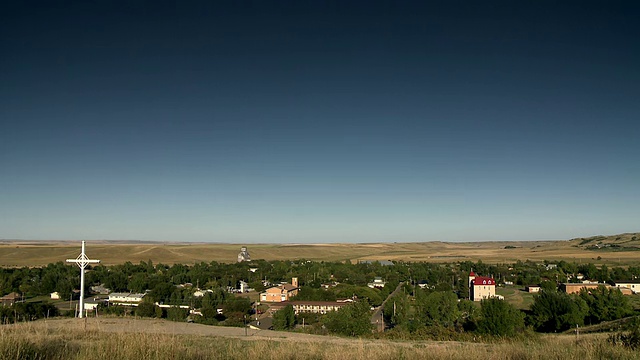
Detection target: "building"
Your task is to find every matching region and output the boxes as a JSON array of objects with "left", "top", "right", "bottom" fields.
[
  {"left": 90, "top": 285, "right": 110, "bottom": 295},
  {"left": 358, "top": 260, "right": 394, "bottom": 266},
  {"left": 367, "top": 277, "right": 386, "bottom": 289},
  {"left": 50, "top": 291, "right": 61, "bottom": 300},
  {"left": 526, "top": 285, "right": 541, "bottom": 293},
  {"left": 108, "top": 292, "right": 146, "bottom": 306},
  {"left": 614, "top": 282, "right": 640, "bottom": 294},
  {"left": 560, "top": 283, "right": 607, "bottom": 294},
  {"left": 237, "top": 246, "right": 251, "bottom": 262},
  {"left": 271, "top": 301, "right": 349, "bottom": 315},
  {"left": 469, "top": 271, "right": 496, "bottom": 301},
  {"left": 260, "top": 278, "right": 299, "bottom": 302},
  {"left": 0, "top": 292, "right": 21, "bottom": 307}
]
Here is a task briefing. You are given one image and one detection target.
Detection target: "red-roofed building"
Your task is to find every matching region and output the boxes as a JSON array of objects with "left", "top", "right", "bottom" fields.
[{"left": 469, "top": 272, "right": 497, "bottom": 301}]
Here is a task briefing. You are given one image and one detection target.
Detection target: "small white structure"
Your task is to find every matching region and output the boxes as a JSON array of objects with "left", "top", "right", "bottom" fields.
[
  {"left": 84, "top": 301, "right": 101, "bottom": 311},
  {"left": 367, "top": 277, "right": 386, "bottom": 289},
  {"left": 50, "top": 292, "right": 60, "bottom": 300},
  {"left": 108, "top": 292, "right": 146, "bottom": 306},
  {"left": 239, "top": 280, "right": 249, "bottom": 293}
]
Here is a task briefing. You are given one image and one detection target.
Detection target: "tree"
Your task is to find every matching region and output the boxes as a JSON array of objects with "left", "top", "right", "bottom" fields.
[
  {"left": 528, "top": 291, "right": 588, "bottom": 332},
  {"left": 136, "top": 301, "right": 158, "bottom": 318},
  {"left": 167, "top": 306, "right": 188, "bottom": 321},
  {"left": 416, "top": 291, "right": 460, "bottom": 327},
  {"left": 383, "top": 292, "right": 410, "bottom": 328},
  {"left": 273, "top": 304, "right": 296, "bottom": 330},
  {"left": 477, "top": 298, "right": 524, "bottom": 337},
  {"left": 324, "top": 301, "right": 372, "bottom": 336},
  {"left": 579, "top": 286, "right": 632, "bottom": 324}
]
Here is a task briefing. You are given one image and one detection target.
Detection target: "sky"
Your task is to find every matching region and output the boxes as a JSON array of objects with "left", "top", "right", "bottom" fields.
[{"left": 1, "top": 1, "right": 639, "bottom": 243}]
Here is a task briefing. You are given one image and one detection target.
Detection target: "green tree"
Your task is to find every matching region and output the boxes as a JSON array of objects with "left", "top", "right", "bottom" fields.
[
  {"left": 477, "top": 298, "right": 524, "bottom": 337},
  {"left": 135, "top": 301, "right": 158, "bottom": 318},
  {"left": 383, "top": 292, "right": 410, "bottom": 328},
  {"left": 579, "top": 286, "right": 632, "bottom": 324},
  {"left": 417, "top": 291, "right": 460, "bottom": 327},
  {"left": 167, "top": 306, "right": 188, "bottom": 321},
  {"left": 324, "top": 301, "right": 372, "bottom": 336},
  {"left": 529, "top": 291, "right": 587, "bottom": 332},
  {"left": 273, "top": 304, "right": 296, "bottom": 330}
]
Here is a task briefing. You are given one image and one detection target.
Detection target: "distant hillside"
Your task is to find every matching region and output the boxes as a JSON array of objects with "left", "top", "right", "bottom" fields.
[{"left": 570, "top": 233, "right": 640, "bottom": 252}]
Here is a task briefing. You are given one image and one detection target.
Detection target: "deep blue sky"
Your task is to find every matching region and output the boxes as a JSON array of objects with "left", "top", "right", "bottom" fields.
[{"left": 1, "top": 1, "right": 639, "bottom": 242}]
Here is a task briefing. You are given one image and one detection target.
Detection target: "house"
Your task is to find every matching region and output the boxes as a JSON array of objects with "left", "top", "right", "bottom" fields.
[
  {"left": 84, "top": 298, "right": 105, "bottom": 311},
  {"left": 260, "top": 278, "right": 299, "bottom": 302},
  {"left": 545, "top": 264, "right": 558, "bottom": 270},
  {"left": 321, "top": 281, "right": 339, "bottom": 289},
  {"left": 270, "top": 300, "right": 349, "bottom": 315},
  {"left": 0, "top": 292, "right": 21, "bottom": 307},
  {"left": 526, "top": 285, "right": 541, "bottom": 293},
  {"left": 367, "top": 277, "right": 386, "bottom": 289},
  {"left": 50, "top": 291, "right": 61, "bottom": 300},
  {"left": 289, "top": 301, "right": 349, "bottom": 314},
  {"left": 560, "top": 283, "right": 607, "bottom": 294},
  {"left": 90, "top": 285, "right": 110, "bottom": 295},
  {"left": 239, "top": 280, "right": 249, "bottom": 293},
  {"left": 193, "top": 289, "right": 213, "bottom": 297},
  {"left": 614, "top": 282, "right": 640, "bottom": 294},
  {"left": 108, "top": 292, "right": 146, "bottom": 306},
  {"left": 359, "top": 260, "right": 394, "bottom": 266},
  {"left": 469, "top": 272, "right": 497, "bottom": 301}
]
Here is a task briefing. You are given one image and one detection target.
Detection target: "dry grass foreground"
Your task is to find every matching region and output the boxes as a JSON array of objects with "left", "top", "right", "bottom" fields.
[
  {"left": 1, "top": 317, "right": 638, "bottom": 360},
  {"left": 1, "top": 233, "right": 639, "bottom": 266}
]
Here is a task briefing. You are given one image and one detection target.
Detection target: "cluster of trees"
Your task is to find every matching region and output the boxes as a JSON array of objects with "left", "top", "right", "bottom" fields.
[
  {"left": 529, "top": 286, "right": 632, "bottom": 332},
  {"left": 381, "top": 287, "right": 525, "bottom": 338},
  {"left": 1, "top": 257, "right": 638, "bottom": 338},
  {"left": 0, "top": 302, "right": 58, "bottom": 324}
]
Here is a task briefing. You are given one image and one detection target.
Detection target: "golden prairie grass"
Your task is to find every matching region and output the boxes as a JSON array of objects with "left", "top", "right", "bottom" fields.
[
  {"left": 1, "top": 320, "right": 638, "bottom": 360},
  {"left": 1, "top": 235, "right": 639, "bottom": 266}
]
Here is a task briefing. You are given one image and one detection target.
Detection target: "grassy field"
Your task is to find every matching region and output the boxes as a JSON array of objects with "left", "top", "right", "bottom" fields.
[
  {"left": 1, "top": 317, "right": 638, "bottom": 360},
  {"left": 495, "top": 285, "right": 535, "bottom": 311},
  {"left": 1, "top": 233, "right": 639, "bottom": 267}
]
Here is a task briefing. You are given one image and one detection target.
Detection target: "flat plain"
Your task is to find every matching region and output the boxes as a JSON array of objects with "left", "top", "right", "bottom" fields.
[{"left": 1, "top": 233, "right": 638, "bottom": 267}]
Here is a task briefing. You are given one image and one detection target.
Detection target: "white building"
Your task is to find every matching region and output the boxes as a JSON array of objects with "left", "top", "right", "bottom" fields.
[
  {"left": 108, "top": 292, "right": 146, "bottom": 306},
  {"left": 367, "top": 277, "right": 386, "bottom": 289},
  {"left": 615, "top": 282, "right": 640, "bottom": 294}
]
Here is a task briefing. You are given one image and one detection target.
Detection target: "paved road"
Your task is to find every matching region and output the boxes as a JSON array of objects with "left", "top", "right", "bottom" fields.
[{"left": 371, "top": 281, "right": 405, "bottom": 332}]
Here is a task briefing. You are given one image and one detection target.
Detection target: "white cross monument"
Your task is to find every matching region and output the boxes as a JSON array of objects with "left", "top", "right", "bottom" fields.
[{"left": 66, "top": 241, "right": 100, "bottom": 318}]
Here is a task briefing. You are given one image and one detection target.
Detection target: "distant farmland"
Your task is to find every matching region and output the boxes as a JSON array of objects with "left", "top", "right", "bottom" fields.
[{"left": 1, "top": 233, "right": 638, "bottom": 267}]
